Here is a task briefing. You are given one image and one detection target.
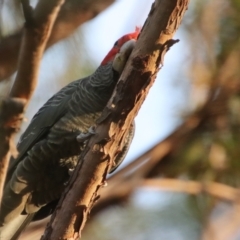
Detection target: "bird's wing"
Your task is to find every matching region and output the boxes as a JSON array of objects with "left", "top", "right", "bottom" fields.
[
  {"left": 109, "top": 121, "right": 135, "bottom": 173},
  {"left": 8, "top": 79, "right": 81, "bottom": 175}
]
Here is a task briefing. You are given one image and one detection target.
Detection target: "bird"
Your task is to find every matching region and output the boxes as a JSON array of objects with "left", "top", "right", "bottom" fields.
[{"left": 0, "top": 28, "right": 139, "bottom": 240}]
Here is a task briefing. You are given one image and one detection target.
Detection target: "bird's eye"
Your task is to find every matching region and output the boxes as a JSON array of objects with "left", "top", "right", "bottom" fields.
[{"left": 114, "top": 40, "right": 118, "bottom": 47}]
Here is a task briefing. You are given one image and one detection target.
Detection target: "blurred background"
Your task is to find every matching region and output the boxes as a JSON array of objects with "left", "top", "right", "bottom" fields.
[{"left": 1, "top": 0, "right": 240, "bottom": 239}]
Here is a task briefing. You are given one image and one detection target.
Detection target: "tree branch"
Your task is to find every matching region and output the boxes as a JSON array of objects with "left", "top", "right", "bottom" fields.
[
  {"left": 41, "top": 0, "right": 190, "bottom": 239},
  {"left": 0, "top": 0, "right": 64, "bottom": 204},
  {"left": 142, "top": 179, "right": 240, "bottom": 202},
  {"left": 0, "top": 98, "right": 26, "bottom": 204},
  {"left": 0, "top": 0, "right": 115, "bottom": 81}
]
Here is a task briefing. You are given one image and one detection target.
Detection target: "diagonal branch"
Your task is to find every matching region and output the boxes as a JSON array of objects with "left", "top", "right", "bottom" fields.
[
  {"left": 142, "top": 179, "right": 240, "bottom": 202},
  {"left": 41, "top": 0, "right": 190, "bottom": 239}
]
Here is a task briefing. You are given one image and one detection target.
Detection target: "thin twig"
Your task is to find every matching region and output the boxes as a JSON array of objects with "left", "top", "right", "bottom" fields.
[{"left": 142, "top": 179, "right": 240, "bottom": 202}]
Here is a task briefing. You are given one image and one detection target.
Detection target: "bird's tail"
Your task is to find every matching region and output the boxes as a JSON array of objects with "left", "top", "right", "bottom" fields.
[{"left": 0, "top": 214, "right": 34, "bottom": 240}]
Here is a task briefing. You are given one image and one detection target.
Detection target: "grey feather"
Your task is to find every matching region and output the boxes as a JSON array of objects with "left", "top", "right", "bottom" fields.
[{"left": 0, "top": 52, "right": 135, "bottom": 239}]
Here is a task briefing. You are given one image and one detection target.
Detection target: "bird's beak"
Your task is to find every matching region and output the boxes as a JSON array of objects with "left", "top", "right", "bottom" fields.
[{"left": 112, "top": 39, "right": 136, "bottom": 73}]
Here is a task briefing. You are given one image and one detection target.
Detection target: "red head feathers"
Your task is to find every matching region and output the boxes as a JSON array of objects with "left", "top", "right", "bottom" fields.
[{"left": 101, "top": 27, "right": 140, "bottom": 66}]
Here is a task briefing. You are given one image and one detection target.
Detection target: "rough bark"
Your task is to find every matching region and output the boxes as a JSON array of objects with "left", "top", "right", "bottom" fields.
[
  {"left": 0, "top": 98, "right": 26, "bottom": 205},
  {"left": 41, "top": 0, "right": 190, "bottom": 239},
  {"left": 0, "top": 0, "right": 115, "bottom": 81},
  {"left": 0, "top": 0, "right": 64, "bottom": 204}
]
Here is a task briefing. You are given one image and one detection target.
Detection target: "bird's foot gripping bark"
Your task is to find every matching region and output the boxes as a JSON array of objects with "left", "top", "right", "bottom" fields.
[{"left": 76, "top": 126, "right": 96, "bottom": 143}]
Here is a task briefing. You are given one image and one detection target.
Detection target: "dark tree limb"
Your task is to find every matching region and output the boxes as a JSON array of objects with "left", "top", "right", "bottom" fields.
[
  {"left": 0, "top": 0, "right": 64, "bottom": 204},
  {"left": 0, "top": 98, "right": 26, "bottom": 205},
  {"left": 41, "top": 0, "right": 190, "bottom": 239},
  {"left": 0, "top": 0, "right": 115, "bottom": 81}
]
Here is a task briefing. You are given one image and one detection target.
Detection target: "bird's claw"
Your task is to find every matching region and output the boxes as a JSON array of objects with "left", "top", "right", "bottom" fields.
[{"left": 76, "top": 126, "right": 96, "bottom": 143}]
